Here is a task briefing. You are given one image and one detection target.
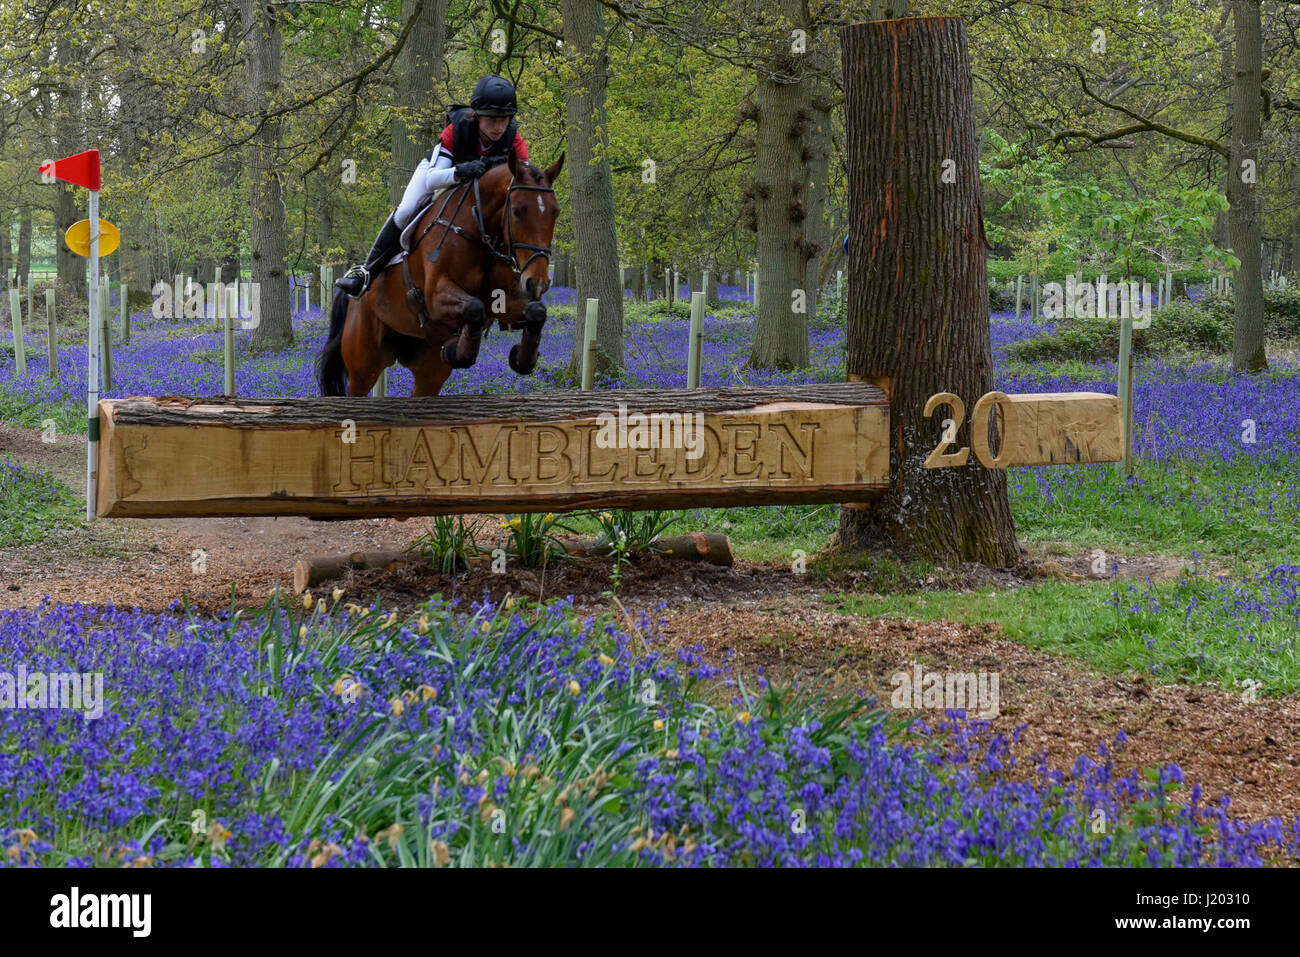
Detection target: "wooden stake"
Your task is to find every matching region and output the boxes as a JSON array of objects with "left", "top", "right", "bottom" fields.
[{"left": 1015, "top": 273, "right": 1023, "bottom": 320}]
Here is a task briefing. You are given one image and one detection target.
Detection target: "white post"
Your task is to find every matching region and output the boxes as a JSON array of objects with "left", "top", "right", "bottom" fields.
[
  {"left": 1015, "top": 274, "right": 1023, "bottom": 320},
  {"left": 86, "top": 190, "right": 100, "bottom": 520},
  {"left": 688, "top": 291, "right": 704, "bottom": 389},
  {"left": 753, "top": 261, "right": 760, "bottom": 311},
  {"left": 836, "top": 269, "right": 844, "bottom": 308},
  {"left": 223, "top": 309, "right": 234, "bottom": 396},
  {"left": 46, "top": 288, "right": 56, "bottom": 380},
  {"left": 8, "top": 289, "right": 25, "bottom": 377},
  {"left": 1117, "top": 308, "right": 1134, "bottom": 478},
  {"left": 581, "top": 298, "right": 598, "bottom": 391}
]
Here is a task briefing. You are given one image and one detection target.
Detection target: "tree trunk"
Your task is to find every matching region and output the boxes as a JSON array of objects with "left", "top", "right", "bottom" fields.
[
  {"left": 390, "top": 0, "right": 447, "bottom": 209},
  {"left": 749, "top": 0, "right": 812, "bottom": 370},
  {"left": 633, "top": 263, "right": 647, "bottom": 299},
  {"left": 0, "top": 217, "right": 10, "bottom": 291},
  {"left": 54, "top": 42, "right": 86, "bottom": 299},
  {"left": 1288, "top": 163, "right": 1300, "bottom": 276},
  {"left": 562, "top": 0, "right": 624, "bottom": 378},
  {"left": 242, "top": 0, "right": 293, "bottom": 349},
  {"left": 16, "top": 210, "right": 32, "bottom": 289},
  {"left": 552, "top": 252, "right": 570, "bottom": 287},
  {"left": 837, "top": 16, "right": 1019, "bottom": 567},
  {"left": 1229, "top": 0, "right": 1266, "bottom": 372},
  {"left": 802, "top": 35, "right": 835, "bottom": 322}
]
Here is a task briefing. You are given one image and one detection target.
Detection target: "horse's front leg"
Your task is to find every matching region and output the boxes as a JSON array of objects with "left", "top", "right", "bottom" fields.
[
  {"left": 508, "top": 299, "right": 547, "bottom": 375},
  {"left": 430, "top": 276, "right": 488, "bottom": 369}
]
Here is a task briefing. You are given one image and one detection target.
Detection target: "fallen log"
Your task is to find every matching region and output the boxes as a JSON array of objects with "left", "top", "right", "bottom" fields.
[{"left": 565, "top": 532, "right": 733, "bottom": 566}]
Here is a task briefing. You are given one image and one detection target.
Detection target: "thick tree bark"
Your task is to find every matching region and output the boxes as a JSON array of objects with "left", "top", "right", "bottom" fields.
[
  {"left": 241, "top": 0, "right": 293, "bottom": 349},
  {"left": 837, "top": 16, "right": 1019, "bottom": 567},
  {"left": 1229, "top": 0, "right": 1266, "bottom": 372},
  {"left": 562, "top": 0, "right": 624, "bottom": 377},
  {"left": 390, "top": 0, "right": 447, "bottom": 209},
  {"left": 749, "top": 0, "right": 812, "bottom": 370}
]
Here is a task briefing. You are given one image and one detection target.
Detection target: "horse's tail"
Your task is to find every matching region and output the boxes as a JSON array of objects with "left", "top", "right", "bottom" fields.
[{"left": 317, "top": 289, "right": 350, "bottom": 396}]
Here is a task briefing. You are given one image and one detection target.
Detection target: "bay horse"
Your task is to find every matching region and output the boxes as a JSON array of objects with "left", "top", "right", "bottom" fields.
[{"left": 317, "top": 151, "right": 565, "bottom": 397}]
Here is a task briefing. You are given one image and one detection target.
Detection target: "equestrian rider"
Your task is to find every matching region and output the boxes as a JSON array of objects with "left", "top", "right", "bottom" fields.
[{"left": 335, "top": 74, "right": 531, "bottom": 299}]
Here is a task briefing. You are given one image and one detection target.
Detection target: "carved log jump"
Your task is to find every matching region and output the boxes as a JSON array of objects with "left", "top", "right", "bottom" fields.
[
  {"left": 94, "top": 383, "right": 1122, "bottom": 520},
  {"left": 95, "top": 384, "right": 893, "bottom": 518}
]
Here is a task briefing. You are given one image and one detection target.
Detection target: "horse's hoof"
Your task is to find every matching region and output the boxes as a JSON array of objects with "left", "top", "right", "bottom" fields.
[{"left": 509, "top": 344, "right": 536, "bottom": 375}]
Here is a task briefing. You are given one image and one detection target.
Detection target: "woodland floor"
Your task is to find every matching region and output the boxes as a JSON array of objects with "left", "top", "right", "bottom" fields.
[{"left": 2, "top": 420, "right": 1297, "bottom": 825}]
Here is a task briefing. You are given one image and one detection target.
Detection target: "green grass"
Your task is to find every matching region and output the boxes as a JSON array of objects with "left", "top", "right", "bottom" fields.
[
  {"left": 828, "top": 574, "right": 1300, "bottom": 696},
  {"left": 0, "top": 457, "right": 83, "bottom": 546},
  {"left": 1007, "top": 457, "right": 1300, "bottom": 567}
]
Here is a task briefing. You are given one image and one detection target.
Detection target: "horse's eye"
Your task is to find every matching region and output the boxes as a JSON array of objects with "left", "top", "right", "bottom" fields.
[{"left": 513, "top": 205, "right": 526, "bottom": 217}]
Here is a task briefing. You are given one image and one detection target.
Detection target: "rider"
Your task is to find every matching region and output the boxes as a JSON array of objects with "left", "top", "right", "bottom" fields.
[{"left": 335, "top": 74, "right": 531, "bottom": 299}]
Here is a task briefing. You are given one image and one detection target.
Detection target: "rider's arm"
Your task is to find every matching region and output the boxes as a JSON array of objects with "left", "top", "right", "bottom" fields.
[
  {"left": 422, "top": 125, "right": 460, "bottom": 192},
  {"left": 423, "top": 143, "right": 459, "bottom": 192}
]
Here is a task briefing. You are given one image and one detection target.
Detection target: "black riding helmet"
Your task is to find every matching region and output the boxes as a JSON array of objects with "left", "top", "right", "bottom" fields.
[{"left": 470, "top": 75, "right": 518, "bottom": 116}]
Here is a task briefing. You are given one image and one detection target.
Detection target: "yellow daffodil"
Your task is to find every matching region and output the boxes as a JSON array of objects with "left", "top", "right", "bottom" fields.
[
  {"left": 480, "top": 621, "right": 491, "bottom": 633},
  {"left": 332, "top": 587, "right": 344, "bottom": 603},
  {"left": 298, "top": 624, "right": 308, "bottom": 639},
  {"left": 510, "top": 517, "right": 522, "bottom": 530},
  {"left": 390, "top": 697, "right": 404, "bottom": 717},
  {"left": 567, "top": 680, "right": 581, "bottom": 696},
  {"left": 503, "top": 596, "right": 515, "bottom": 611},
  {"left": 598, "top": 653, "right": 614, "bottom": 667},
  {"left": 302, "top": 593, "right": 313, "bottom": 609},
  {"left": 431, "top": 841, "right": 450, "bottom": 867},
  {"left": 738, "top": 711, "right": 752, "bottom": 724},
  {"left": 544, "top": 512, "right": 555, "bottom": 523},
  {"left": 418, "top": 615, "right": 429, "bottom": 634},
  {"left": 419, "top": 685, "right": 437, "bottom": 701},
  {"left": 653, "top": 719, "right": 665, "bottom": 731}
]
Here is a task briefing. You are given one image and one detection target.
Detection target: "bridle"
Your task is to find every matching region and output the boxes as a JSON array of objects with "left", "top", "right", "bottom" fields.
[{"left": 416, "top": 161, "right": 556, "bottom": 278}]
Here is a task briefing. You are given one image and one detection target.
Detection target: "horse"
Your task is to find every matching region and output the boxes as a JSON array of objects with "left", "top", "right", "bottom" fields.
[{"left": 317, "top": 151, "right": 565, "bottom": 397}]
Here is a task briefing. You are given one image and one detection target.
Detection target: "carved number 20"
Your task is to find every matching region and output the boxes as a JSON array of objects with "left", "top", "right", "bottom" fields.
[{"left": 923, "top": 391, "right": 1015, "bottom": 469}]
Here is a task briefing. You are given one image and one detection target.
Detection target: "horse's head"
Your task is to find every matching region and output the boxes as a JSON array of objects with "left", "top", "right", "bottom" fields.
[{"left": 488, "top": 151, "right": 565, "bottom": 302}]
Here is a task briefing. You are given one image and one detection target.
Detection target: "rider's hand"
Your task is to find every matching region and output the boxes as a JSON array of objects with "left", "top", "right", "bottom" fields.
[{"left": 454, "top": 160, "right": 487, "bottom": 182}]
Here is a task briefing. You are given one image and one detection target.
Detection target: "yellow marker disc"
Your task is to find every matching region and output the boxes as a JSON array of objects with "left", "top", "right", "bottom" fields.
[{"left": 64, "top": 218, "right": 120, "bottom": 258}]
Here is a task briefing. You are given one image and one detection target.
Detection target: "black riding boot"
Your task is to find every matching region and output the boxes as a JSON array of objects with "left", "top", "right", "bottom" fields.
[{"left": 336, "top": 214, "right": 404, "bottom": 299}]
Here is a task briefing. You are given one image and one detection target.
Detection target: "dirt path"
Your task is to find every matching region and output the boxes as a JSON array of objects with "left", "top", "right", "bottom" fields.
[{"left": 1, "top": 422, "right": 437, "bottom": 613}]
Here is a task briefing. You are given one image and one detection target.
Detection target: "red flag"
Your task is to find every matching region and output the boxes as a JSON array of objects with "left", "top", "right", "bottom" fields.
[{"left": 40, "top": 149, "right": 101, "bottom": 190}]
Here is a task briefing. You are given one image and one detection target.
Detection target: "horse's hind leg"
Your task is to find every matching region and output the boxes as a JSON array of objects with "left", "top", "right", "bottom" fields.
[
  {"left": 341, "top": 302, "right": 394, "bottom": 396},
  {"left": 404, "top": 345, "right": 454, "bottom": 397}
]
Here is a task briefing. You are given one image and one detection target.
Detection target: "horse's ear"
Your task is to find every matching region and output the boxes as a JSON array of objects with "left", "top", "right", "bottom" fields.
[
  {"left": 507, "top": 149, "right": 518, "bottom": 176},
  {"left": 546, "top": 152, "right": 565, "bottom": 182}
]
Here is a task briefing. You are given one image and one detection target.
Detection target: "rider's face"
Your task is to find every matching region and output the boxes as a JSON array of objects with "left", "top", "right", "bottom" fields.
[{"left": 477, "top": 114, "right": 510, "bottom": 143}]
